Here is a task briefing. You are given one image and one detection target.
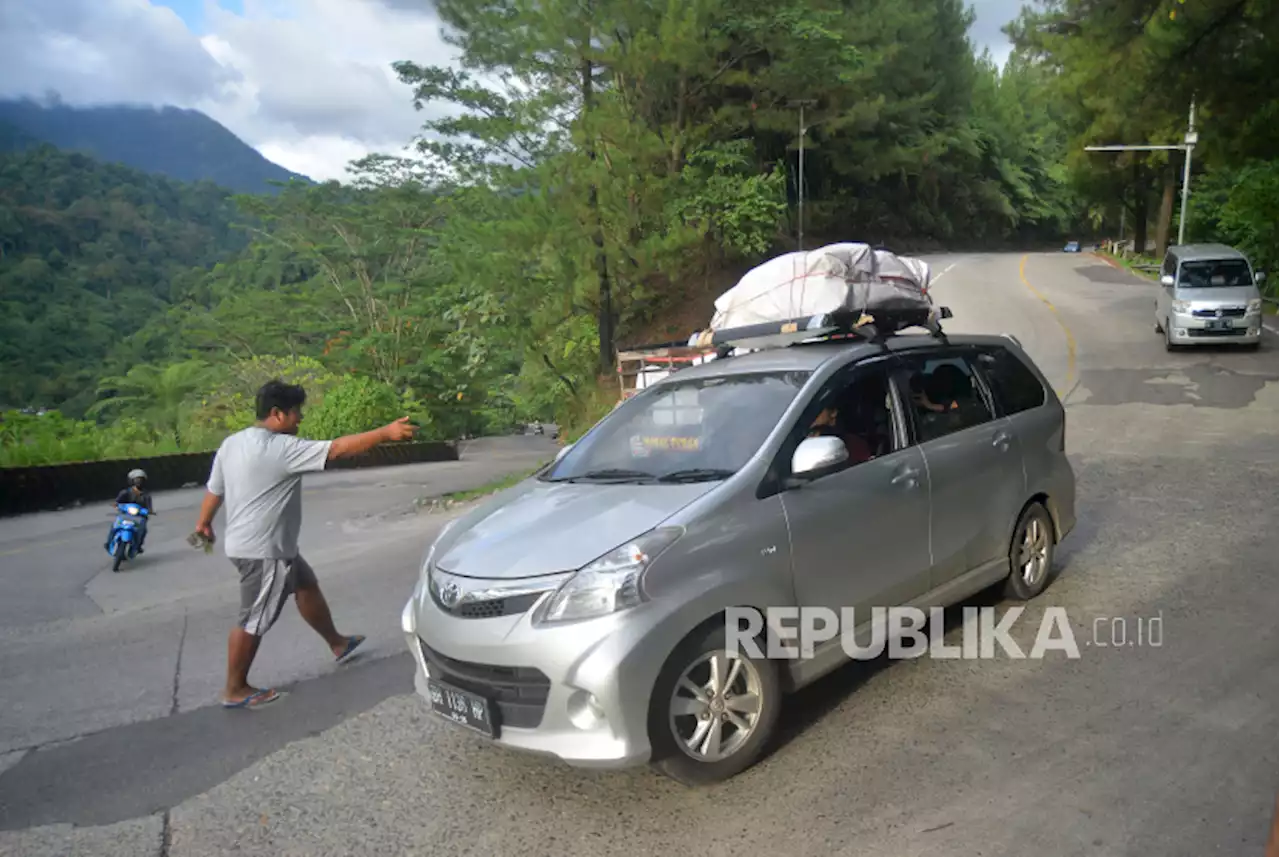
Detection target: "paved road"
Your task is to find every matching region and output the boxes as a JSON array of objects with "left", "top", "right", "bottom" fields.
[{"left": 1, "top": 253, "right": 1276, "bottom": 856}]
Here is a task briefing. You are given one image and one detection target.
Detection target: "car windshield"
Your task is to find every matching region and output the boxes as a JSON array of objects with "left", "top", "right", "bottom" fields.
[
  {"left": 1178, "top": 259, "right": 1253, "bottom": 288},
  {"left": 544, "top": 370, "right": 811, "bottom": 483}
]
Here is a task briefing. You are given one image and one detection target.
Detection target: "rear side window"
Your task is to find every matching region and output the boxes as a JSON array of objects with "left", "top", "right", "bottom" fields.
[
  {"left": 975, "top": 347, "right": 1046, "bottom": 415},
  {"left": 900, "top": 353, "right": 996, "bottom": 443}
]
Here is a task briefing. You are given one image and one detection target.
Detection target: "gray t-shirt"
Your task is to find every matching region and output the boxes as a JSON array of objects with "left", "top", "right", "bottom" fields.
[{"left": 207, "top": 426, "right": 333, "bottom": 560}]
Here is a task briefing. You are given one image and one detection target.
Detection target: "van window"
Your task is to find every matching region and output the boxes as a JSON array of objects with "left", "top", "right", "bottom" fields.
[
  {"left": 544, "top": 370, "right": 810, "bottom": 483},
  {"left": 901, "top": 353, "right": 995, "bottom": 442},
  {"left": 975, "top": 347, "right": 1046, "bottom": 415},
  {"left": 1177, "top": 259, "right": 1253, "bottom": 288}
]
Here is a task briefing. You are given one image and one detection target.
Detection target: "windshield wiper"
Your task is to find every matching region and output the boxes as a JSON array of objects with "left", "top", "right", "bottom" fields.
[
  {"left": 555, "top": 468, "right": 657, "bottom": 483},
  {"left": 656, "top": 468, "right": 736, "bottom": 483}
]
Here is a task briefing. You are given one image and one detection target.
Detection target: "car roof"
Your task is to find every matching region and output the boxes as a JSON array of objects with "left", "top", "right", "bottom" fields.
[
  {"left": 1168, "top": 243, "right": 1248, "bottom": 262},
  {"left": 657, "top": 332, "right": 1023, "bottom": 383}
]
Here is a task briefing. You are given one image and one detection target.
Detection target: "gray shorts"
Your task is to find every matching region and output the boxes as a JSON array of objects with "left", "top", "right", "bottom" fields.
[{"left": 232, "top": 555, "right": 318, "bottom": 637}]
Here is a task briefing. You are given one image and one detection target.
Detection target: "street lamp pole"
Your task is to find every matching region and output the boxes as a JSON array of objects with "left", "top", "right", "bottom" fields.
[
  {"left": 789, "top": 99, "right": 816, "bottom": 252},
  {"left": 1177, "top": 98, "right": 1197, "bottom": 246},
  {"left": 1084, "top": 99, "right": 1198, "bottom": 249}
]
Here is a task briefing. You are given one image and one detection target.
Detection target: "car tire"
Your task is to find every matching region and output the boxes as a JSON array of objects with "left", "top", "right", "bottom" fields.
[
  {"left": 1003, "top": 502, "right": 1055, "bottom": 601},
  {"left": 1164, "top": 320, "right": 1178, "bottom": 351},
  {"left": 647, "top": 618, "right": 782, "bottom": 787}
]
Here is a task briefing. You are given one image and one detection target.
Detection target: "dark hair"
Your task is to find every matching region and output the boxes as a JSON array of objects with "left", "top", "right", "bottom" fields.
[{"left": 256, "top": 379, "right": 307, "bottom": 420}]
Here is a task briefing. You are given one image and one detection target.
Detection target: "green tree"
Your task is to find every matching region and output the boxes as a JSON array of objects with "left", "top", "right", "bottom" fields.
[{"left": 87, "top": 359, "right": 211, "bottom": 446}]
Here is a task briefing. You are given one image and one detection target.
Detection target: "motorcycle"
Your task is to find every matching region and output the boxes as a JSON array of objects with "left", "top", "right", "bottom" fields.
[{"left": 107, "top": 502, "right": 148, "bottom": 572}]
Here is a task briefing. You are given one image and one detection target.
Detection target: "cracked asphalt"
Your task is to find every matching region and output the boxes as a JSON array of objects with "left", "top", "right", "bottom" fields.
[{"left": 0, "top": 253, "right": 1275, "bottom": 857}]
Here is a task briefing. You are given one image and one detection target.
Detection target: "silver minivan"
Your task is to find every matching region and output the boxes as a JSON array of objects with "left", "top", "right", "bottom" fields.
[
  {"left": 1155, "top": 243, "right": 1266, "bottom": 350},
  {"left": 402, "top": 332, "right": 1076, "bottom": 785}
]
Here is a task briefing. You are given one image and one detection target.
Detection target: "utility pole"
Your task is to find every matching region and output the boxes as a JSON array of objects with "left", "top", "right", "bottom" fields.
[
  {"left": 789, "top": 99, "right": 816, "bottom": 252},
  {"left": 1084, "top": 98, "right": 1198, "bottom": 250}
]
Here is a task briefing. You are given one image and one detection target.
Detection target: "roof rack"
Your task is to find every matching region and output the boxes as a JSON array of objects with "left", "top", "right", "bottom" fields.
[
  {"left": 614, "top": 305, "right": 954, "bottom": 395},
  {"left": 683, "top": 305, "right": 954, "bottom": 354}
]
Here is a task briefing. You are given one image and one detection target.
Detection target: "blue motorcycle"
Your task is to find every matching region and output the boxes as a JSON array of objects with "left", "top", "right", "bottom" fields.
[{"left": 107, "top": 502, "right": 148, "bottom": 572}]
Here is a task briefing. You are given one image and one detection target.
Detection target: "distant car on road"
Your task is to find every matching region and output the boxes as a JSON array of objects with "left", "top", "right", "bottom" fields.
[
  {"left": 401, "top": 327, "right": 1076, "bottom": 785},
  {"left": 1063, "top": 241, "right": 1081, "bottom": 253},
  {"left": 1154, "top": 243, "right": 1265, "bottom": 351}
]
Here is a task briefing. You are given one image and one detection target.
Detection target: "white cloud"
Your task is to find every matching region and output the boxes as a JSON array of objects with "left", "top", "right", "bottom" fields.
[
  {"left": 0, "top": 0, "right": 237, "bottom": 107},
  {"left": 0, "top": 0, "right": 459, "bottom": 181}
]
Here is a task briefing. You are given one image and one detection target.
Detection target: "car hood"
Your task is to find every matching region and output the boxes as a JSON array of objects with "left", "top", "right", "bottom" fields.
[
  {"left": 1179, "top": 286, "right": 1259, "bottom": 305},
  {"left": 434, "top": 479, "right": 718, "bottom": 580}
]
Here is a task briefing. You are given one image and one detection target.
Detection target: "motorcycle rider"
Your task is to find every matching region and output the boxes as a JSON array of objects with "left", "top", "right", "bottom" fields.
[{"left": 107, "top": 468, "right": 153, "bottom": 554}]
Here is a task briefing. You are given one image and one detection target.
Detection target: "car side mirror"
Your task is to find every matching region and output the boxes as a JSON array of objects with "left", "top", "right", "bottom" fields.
[
  {"left": 1255, "top": 271, "right": 1267, "bottom": 283},
  {"left": 1160, "top": 274, "right": 1175, "bottom": 287},
  {"left": 790, "top": 436, "right": 848, "bottom": 482}
]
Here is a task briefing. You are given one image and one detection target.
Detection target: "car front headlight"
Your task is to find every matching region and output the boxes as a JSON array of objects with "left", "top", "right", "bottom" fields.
[
  {"left": 536, "top": 527, "right": 682, "bottom": 625},
  {"left": 1248, "top": 298, "right": 1262, "bottom": 313},
  {"left": 1171, "top": 300, "right": 1191, "bottom": 314}
]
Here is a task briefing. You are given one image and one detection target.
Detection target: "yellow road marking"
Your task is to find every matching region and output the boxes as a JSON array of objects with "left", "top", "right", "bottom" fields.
[{"left": 1018, "top": 253, "right": 1078, "bottom": 398}]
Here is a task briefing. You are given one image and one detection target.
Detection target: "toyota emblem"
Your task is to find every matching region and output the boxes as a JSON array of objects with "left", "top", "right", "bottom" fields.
[{"left": 440, "top": 581, "right": 462, "bottom": 608}]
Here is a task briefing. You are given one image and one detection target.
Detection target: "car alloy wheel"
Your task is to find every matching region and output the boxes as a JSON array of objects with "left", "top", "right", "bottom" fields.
[
  {"left": 648, "top": 619, "right": 781, "bottom": 786},
  {"left": 1004, "top": 502, "right": 1055, "bottom": 601},
  {"left": 668, "top": 649, "right": 763, "bottom": 762},
  {"left": 1017, "top": 515, "right": 1050, "bottom": 588}
]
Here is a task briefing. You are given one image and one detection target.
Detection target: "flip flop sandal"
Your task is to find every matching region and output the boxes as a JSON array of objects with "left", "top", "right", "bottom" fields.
[
  {"left": 335, "top": 635, "right": 366, "bottom": 663},
  {"left": 222, "top": 688, "right": 282, "bottom": 709}
]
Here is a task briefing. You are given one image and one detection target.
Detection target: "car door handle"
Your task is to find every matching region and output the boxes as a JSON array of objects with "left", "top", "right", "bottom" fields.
[
  {"left": 891, "top": 467, "right": 919, "bottom": 488},
  {"left": 992, "top": 431, "right": 1013, "bottom": 450}
]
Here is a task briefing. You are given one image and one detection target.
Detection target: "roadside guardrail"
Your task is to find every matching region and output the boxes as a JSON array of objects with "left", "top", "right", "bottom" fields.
[{"left": 0, "top": 440, "right": 459, "bottom": 517}]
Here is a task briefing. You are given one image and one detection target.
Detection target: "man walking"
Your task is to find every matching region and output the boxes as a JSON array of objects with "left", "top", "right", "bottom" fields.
[{"left": 195, "top": 379, "right": 417, "bottom": 709}]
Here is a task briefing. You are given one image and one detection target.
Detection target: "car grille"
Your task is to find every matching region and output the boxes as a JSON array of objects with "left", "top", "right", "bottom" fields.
[
  {"left": 429, "top": 585, "right": 544, "bottom": 619},
  {"left": 1188, "top": 327, "right": 1248, "bottom": 337},
  {"left": 418, "top": 639, "right": 551, "bottom": 728},
  {"left": 1192, "top": 308, "right": 1246, "bottom": 318}
]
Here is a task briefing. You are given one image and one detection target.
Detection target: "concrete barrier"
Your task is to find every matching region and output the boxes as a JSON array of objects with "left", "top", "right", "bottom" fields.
[{"left": 0, "top": 441, "right": 458, "bottom": 517}]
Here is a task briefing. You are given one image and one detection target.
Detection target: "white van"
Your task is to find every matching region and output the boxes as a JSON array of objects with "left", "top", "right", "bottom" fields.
[{"left": 1155, "top": 243, "right": 1265, "bottom": 351}]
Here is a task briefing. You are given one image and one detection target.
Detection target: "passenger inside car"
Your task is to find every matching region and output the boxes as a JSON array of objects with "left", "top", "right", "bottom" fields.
[
  {"left": 806, "top": 372, "right": 892, "bottom": 466},
  {"left": 909, "top": 362, "right": 987, "bottom": 439}
]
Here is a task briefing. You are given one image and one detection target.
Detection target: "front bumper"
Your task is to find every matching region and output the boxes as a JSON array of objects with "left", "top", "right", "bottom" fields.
[
  {"left": 1168, "top": 312, "right": 1263, "bottom": 344},
  {"left": 400, "top": 579, "right": 671, "bottom": 769}
]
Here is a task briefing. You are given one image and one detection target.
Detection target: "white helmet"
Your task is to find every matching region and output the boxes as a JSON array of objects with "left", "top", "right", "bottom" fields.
[{"left": 128, "top": 468, "right": 147, "bottom": 481}]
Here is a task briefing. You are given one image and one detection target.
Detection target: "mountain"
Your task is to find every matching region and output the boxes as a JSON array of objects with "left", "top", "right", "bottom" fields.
[
  {"left": 0, "top": 99, "right": 309, "bottom": 194},
  {"left": 0, "top": 143, "right": 249, "bottom": 413}
]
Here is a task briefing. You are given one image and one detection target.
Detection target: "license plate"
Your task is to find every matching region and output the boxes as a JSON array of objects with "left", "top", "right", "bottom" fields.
[
  {"left": 426, "top": 678, "right": 498, "bottom": 737},
  {"left": 1206, "top": 319, "right": 1233, "bottom": 330}
]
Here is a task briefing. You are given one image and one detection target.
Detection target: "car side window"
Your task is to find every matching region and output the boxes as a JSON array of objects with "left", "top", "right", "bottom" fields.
[
  {"left": 974, "top": 347, "right": 1046, "bottom": 415},
  {"left": 900, "top": 352, "right": 996, "bottom": 443},
  {"left": 782, "top": 363, "right": 901, "bottom": 477}
]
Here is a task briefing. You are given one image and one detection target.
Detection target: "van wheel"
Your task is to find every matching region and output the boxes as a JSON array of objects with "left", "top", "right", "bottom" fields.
[
  {"left": 648, "top": 620, "right": 781, "bottom": 786},
  {"left": 1003, "top": 502, "right": 1055, "bottom": 601},
  {"left": 1164, "top": 320, "right": 1178, "bottom": 351}
]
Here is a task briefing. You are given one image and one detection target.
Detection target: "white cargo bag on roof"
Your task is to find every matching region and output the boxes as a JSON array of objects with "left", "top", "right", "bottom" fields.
[{"left": 708, "top": 242, "right": 933, "bottom": 331}]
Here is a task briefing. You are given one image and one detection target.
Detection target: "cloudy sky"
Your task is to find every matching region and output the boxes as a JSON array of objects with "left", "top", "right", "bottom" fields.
[{"left": 0, "top": 0, "right": 1026, "bottom": 183}]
